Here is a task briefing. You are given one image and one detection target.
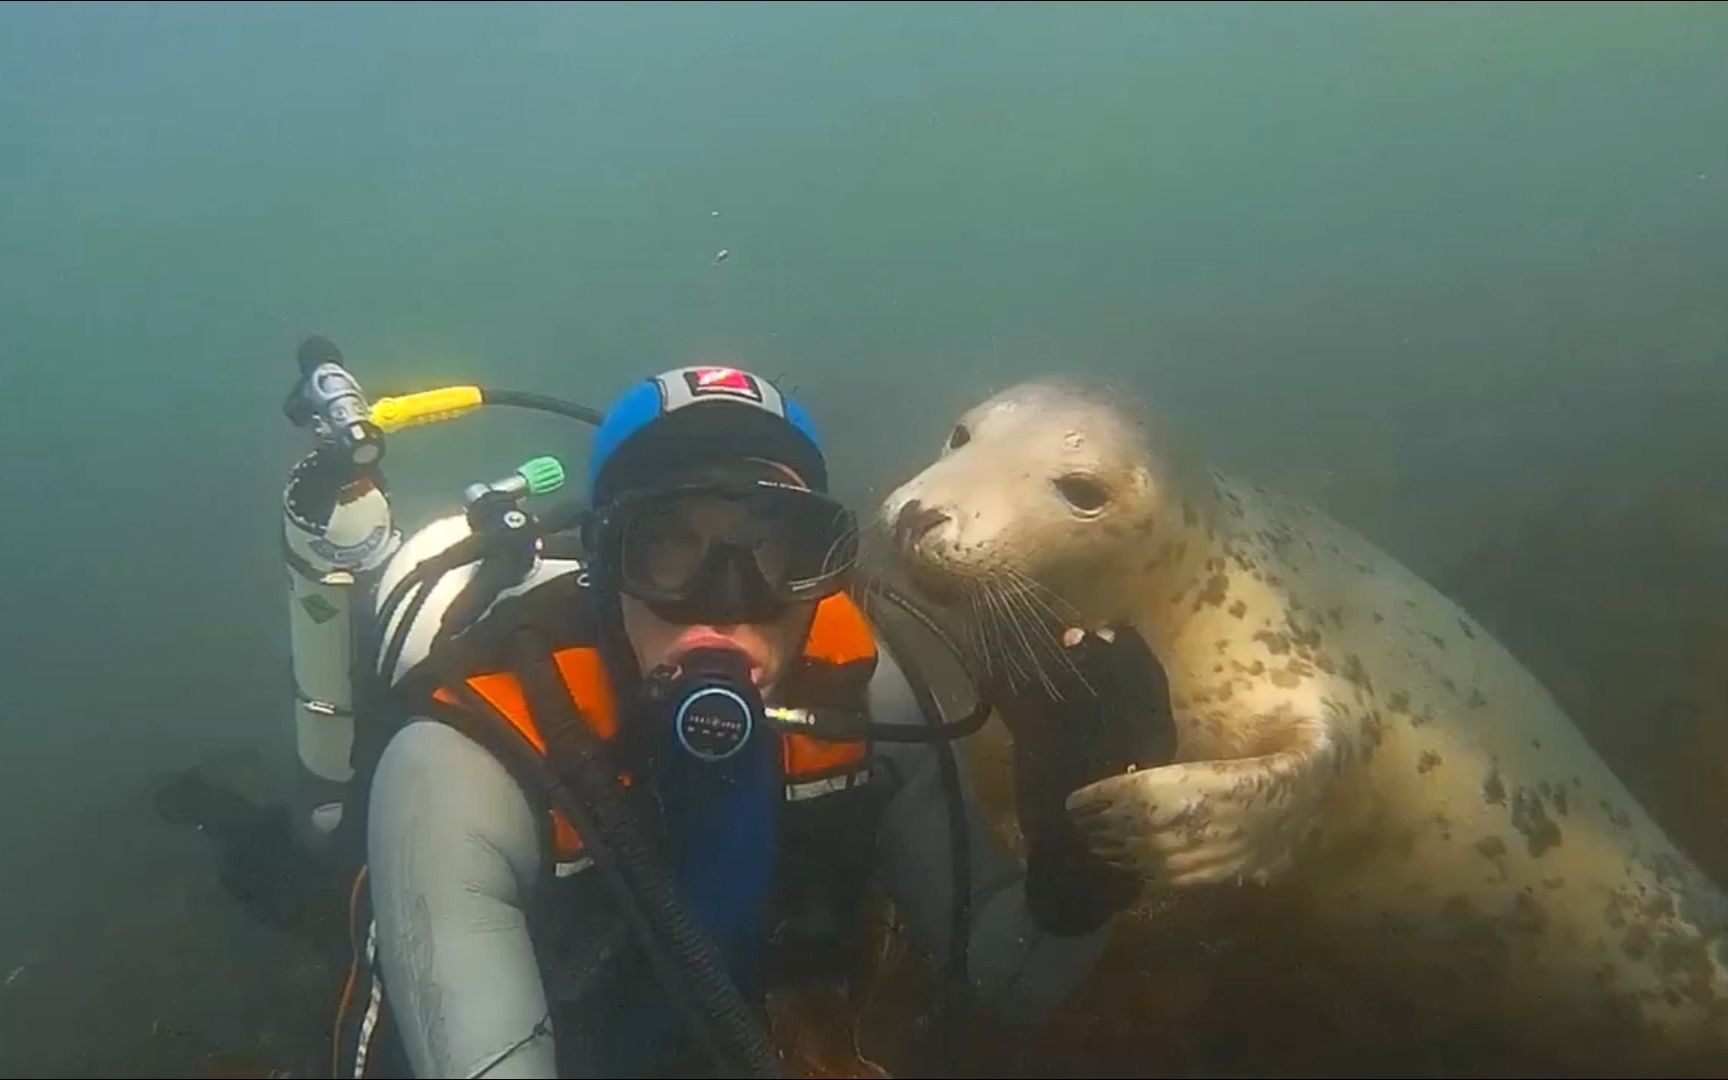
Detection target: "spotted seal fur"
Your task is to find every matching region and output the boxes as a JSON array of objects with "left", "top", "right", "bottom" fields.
[{"left": 877, "top": 378, "right": 1728, "bottom": 1072}]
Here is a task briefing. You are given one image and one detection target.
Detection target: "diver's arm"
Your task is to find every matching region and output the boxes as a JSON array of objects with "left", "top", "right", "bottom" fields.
[
  {"left": 865, "top": 648, "right": 1111, "bottom": 1026},
  {"left": 366, "top": 718, "right": 560, "bottom": 1079}
]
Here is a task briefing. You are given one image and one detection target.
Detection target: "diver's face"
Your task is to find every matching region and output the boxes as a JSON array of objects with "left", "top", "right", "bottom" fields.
[{"left": 616, "top": 493, "right": 817, "bottom": 693}]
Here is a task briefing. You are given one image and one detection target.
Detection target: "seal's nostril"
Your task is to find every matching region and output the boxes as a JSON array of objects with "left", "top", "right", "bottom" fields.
[{"left": 893, "top": 499, "right": 951, "bottom": 550}]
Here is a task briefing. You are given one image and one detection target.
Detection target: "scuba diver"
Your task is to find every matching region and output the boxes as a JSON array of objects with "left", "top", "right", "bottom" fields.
[{"left": 256, "top": 344, "right": 1174, "bottom": 1079}]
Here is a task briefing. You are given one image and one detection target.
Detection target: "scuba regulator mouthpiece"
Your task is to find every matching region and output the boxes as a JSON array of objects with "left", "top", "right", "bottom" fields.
[{"left": 646, "top": 648, "right": 764, "bottom": 764}]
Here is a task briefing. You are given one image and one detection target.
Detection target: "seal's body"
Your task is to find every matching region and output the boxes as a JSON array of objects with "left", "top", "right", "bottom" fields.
[{"left": 878, "top": 379, "right": 1728, "bottom": 1072}]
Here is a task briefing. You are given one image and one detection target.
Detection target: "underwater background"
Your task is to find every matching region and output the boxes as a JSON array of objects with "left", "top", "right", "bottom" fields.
[{"left": 2, "top": 2, "right": 1726, "bottom": 1074}]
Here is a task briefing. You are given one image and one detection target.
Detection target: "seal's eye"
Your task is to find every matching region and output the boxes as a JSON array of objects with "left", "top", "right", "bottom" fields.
[
  {"left": 947, "top": 424, "right": 970, "bottom": 451},
  {"left": 1054, "top": 474, "right": 1110, "bottom": 515}
]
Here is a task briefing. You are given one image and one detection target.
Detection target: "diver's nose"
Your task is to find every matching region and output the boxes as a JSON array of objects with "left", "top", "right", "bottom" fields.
[{"left": 893, "top": 499, "right": 950, "bottom": 551}]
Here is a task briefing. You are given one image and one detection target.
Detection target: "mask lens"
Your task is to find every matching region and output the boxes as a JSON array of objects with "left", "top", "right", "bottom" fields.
[
  {"left": 609, "top": 483, "right": 857, "bottom": 607},
  {"left": 622, "top": 501, "right": 713, "bottom": 595},
  {"left": 781, "top": 493, "right": 858, "bottom": 594}
]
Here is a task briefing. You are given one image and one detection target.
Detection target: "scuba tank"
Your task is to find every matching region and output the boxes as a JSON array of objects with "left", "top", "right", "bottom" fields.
[
  {"left": 280, "top": 337, "right": 399, "bottom": 849},
  {"left": 280, "top": 340, "right": 581, "bottom": 850}
]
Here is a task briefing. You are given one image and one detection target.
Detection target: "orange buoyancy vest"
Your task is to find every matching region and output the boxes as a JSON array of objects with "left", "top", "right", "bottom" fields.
[{"left": 429, "top": 590, "right": 882, "bottom": 876}]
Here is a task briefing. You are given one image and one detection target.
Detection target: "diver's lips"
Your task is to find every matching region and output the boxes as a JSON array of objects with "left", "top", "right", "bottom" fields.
[{"left": 669, "top": 631, "right": 768, "bottom": 685}]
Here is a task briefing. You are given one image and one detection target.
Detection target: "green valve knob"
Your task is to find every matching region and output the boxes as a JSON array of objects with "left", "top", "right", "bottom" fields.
[{"left": 517, "top": 455, "right": 565, "bottom": 496}]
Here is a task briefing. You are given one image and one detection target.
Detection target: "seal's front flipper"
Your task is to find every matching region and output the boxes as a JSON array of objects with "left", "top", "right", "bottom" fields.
[{"left": 1064, "top": 714, "right": 1337, "bottom": 888}]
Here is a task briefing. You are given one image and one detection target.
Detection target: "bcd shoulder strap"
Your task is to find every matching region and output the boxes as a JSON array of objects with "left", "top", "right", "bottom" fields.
[{"left": 463, "top": 623, "right": 782, "bottom": 1078}]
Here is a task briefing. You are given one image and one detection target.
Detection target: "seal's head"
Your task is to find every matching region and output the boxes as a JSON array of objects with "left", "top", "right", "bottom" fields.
[{"left": 880, "top": 378, "right": 1205, "bottom": 634}]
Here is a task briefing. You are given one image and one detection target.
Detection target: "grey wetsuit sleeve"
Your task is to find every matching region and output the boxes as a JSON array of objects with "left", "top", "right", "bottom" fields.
[
  {"left": 865, "top": 646, "right": 1111, "bottom": 1024},
  {"left": 366, "top": 719, "right": 559, "bottom": 1079}
]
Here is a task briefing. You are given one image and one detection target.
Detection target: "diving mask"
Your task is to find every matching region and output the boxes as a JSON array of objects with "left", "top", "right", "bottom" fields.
[{"left": 586, "top": 477, "right": 860, "bottom": 626}]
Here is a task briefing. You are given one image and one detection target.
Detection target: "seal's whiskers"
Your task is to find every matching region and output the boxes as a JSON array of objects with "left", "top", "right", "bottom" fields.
[{"left": 1001, "top": 577, "right": 1089, "bottom": 699}]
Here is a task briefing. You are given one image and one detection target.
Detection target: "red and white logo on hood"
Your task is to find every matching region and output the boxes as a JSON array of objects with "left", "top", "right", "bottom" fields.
[{"left": 682, "top": 366, "right": 764, "bottom": 402}]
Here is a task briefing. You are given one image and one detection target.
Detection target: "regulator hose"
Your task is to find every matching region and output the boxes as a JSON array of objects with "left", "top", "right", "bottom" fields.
[{"left": 479, "top": 389, "right": 605, "bottom": 427}]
